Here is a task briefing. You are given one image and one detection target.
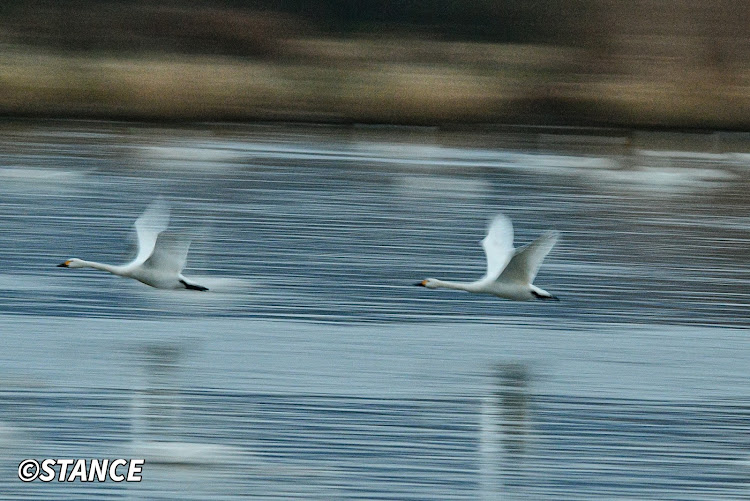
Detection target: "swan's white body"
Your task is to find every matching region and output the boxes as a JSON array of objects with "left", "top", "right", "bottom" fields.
[
  {"left": 418, "top": 215, "right": 559, "bottom": 301},
  {"left": 58, "top": 200, "right": 207, "bottom": 291}
]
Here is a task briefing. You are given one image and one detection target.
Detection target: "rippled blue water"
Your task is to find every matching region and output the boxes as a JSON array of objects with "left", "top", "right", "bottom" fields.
[{"left": 0, "top": 122, "right": 749, "bottom": 499}]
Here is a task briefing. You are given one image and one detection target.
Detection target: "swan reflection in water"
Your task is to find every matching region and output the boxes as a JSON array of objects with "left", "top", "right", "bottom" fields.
[
  {"left": 129, "top": 341, "right": 245, "bottom": 465},
  {"left": 480, "top": 362, "right": 532, "bottom": 499}
]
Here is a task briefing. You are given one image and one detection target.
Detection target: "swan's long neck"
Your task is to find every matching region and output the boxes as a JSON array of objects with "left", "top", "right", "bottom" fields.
[
  {"left": 79, "top": 260, "right": 126, "bottom": 276},
  {"left": 431, "top": 279, "right": 483, "bottom": 293}
]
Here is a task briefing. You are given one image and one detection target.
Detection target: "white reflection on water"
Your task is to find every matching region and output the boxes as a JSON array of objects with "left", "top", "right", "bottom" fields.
[
  {"left": 394, "top": 174, "right": 491, "bottom": 199},
  {"left": 1, "top": 317, "right": 750, "bottom": 499},
  {"left": 0, "top": 123, "right": 749, "bottom": 499}
]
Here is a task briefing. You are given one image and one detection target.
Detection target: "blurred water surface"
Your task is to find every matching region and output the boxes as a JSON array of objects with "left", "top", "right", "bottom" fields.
[{"left": 0, "top": 122, "right": 749, "bottom": 499}]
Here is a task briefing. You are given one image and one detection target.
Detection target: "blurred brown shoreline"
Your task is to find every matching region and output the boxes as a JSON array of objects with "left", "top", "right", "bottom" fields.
[{"left": 0, "top": 1, "right": 748, "bottom": 130}]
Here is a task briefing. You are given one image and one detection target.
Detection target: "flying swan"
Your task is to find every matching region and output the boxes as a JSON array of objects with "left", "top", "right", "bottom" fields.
[
  {"left": 58, "top": 200, "right": 208, "bottom": 291},
  {"left": 416, "top": 214, "right": 559, "bottom": 301}
]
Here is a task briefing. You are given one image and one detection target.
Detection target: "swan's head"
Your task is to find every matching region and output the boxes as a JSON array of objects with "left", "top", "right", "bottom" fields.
[
  {"left": 415, "top": 278, "right": 440, "bottom": 289},
  {"left": 57, "top": 258, "right": 85, "bottom": 268}
]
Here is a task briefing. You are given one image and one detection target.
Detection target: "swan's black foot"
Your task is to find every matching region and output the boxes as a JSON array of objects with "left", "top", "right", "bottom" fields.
[
  {"left": 531, "top": 290, "right": 559, "bottom": 301},
  {"left": 180, "top": 279, "right": 208, "bottom": 291}
]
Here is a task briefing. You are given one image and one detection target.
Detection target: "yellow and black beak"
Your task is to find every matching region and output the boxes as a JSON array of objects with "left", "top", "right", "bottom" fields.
[
  {"left": 57, "top": 260, "right": 71, "bottom": 268},
  {"left": 414, "top": 280, "right": 427, "bottom": 287}
]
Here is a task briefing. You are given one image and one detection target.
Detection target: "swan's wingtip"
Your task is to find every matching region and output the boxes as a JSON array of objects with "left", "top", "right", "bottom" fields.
[
  {"left": 488, "top": 213, "right": 512, "bottom": 225},
  {"left": 545, "top": 230, "right": 562, "bottom": 242}
]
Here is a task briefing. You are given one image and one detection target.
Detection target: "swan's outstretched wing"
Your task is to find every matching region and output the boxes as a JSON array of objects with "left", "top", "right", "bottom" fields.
[
  {"left": 132, "top": 200, "right": 170, "bottom": 265},
  {"left": 497, "top": 231, "right": 559, "bottom": 284},
  {"left": 141, "top": 232, "right": 191, "bottom": 275},
  {"left": 481, "top": 214, "right": 515, "bottom": 280}
]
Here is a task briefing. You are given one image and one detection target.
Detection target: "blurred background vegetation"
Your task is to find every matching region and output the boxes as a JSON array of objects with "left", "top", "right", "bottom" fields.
[{"left": 0, "top": 0, "right": 747, "bottom": 128}]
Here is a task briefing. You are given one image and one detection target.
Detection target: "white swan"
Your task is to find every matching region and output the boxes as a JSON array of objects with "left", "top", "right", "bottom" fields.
[
  {"left": 416, "top": 214, "right": 559, "bottom": 301},
  {"left": 58, "top": 200, "right": 208, "bottom": 291}
]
